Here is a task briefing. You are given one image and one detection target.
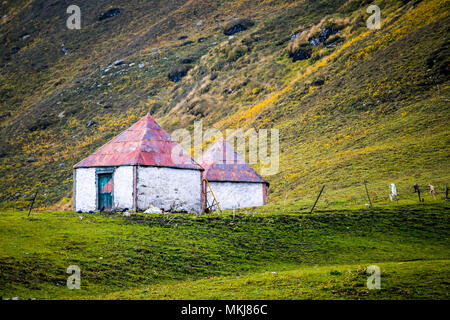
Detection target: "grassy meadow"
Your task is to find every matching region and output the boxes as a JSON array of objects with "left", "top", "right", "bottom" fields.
[{"left": 0, "top": 202, "right": 448, "bottom": 299}]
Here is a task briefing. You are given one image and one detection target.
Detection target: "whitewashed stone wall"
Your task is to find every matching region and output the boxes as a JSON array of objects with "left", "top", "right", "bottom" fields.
[
  {"left": 208, "top": 182, "right": 264, "bottom": 210},
  {"left": 137, "top": 166, "right": 202, "bottom": 213},
  {"left": 74, "top": 168, "right": 97, "bottom": 212},
  {"left": 113, "top": 166, "right": 134, "bottom": 210}
]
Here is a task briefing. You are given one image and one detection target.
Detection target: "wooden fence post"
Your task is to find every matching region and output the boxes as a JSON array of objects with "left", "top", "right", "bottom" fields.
[
  {"left": 310, "top": 185, "right": 325, "bottom": 214},
  {"left": 363, "top": 180, "right": 373, "bottom": 208},
  {"left": 27, "top": 191, "right": 38, "bottom": 217},
  {"left": 414, "top": 184, "right": 422, "bottom": 203}
]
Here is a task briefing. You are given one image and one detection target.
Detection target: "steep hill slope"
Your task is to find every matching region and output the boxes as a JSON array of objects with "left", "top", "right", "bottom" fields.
[{"left": 0, "top": 0, "right": 448, "bottom": 210}]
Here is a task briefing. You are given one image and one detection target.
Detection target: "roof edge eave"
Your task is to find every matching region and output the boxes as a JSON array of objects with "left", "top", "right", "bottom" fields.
[
  {"left": 205, "top": 179, "right": 268, "bottom": 184},
  {"left": 74, "top": 163, "right": 204, "bottom": 171}
]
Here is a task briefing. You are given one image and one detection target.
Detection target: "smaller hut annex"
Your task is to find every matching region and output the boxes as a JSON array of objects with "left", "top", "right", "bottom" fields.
[
  {"left": 199, "top": 140, "right": 269, "bottom": 211},
  {"left": 73, "top": 114, "right": 203, "bottom": 213}
]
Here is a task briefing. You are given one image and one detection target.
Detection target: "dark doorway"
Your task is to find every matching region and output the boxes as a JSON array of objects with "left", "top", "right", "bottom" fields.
[{"left": 98, "top": 173, "right": 113, "bottom": 210}]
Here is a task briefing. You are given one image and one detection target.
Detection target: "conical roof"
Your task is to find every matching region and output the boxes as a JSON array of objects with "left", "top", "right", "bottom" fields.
[
  {"left": 74, "top": 114, "right": 202, "bottom": 170},
  {"left": 199, "top": 139, "right": 267, "bottom": 183}
]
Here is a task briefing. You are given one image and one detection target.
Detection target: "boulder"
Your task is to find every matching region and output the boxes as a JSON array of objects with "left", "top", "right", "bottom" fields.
[
  {"left": 223, "top": 18, "right": 254, "bottom": 36},
  {"left": 181, "top": 40, "right": 194, "bottom": 46},
  {"left": 290, "top": 48, "right": 311, "bottom": 62},
  {"left": 168, "top": 64, "right": 192, "bottom": 82},
  {"left": 27, "top": 118, "right": 53, "bottom": 132},
  {"left": 309, "top": 27, "right": 337, "bottom": 47},
  {"left": 99, "top": 8, "right": 121, "bottom": 21},
  {"left": 311, "top": 79, "right": 324, "bottom": 86},
  {"left": 144, "top": 205, "right": 162, "bottom": 214}
]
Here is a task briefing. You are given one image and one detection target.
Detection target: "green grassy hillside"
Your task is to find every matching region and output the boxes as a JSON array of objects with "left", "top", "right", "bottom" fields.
[
  {"left": 91, "top": 260, "right": 450, "bottom": 300},
  {"left": 0, "top": 203, "right": 449, "bottom": 299},
  {"left": 0, "top": 0, "right": 449, "bottom": 211}
]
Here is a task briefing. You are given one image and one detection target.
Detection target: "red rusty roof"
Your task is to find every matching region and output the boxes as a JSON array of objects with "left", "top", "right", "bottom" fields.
[
  {"left": 74, "top": 114, "right": 203, "bottom": 170},
  {"left": 199, "top": 140, "right": 267, "bottom": 184}
]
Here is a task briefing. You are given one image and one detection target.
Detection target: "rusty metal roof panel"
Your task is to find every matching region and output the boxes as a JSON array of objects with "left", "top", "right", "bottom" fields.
[
  {"left": 74, "top": 114, "right": 203, "bottom": 170},
  {"left": 198, "top": 140, "right": 267, "bottom": 183}
]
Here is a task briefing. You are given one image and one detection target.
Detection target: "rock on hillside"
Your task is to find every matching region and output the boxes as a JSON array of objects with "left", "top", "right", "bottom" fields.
[{"left": 223, "top": 18, "right": 254, "bottom": 35}]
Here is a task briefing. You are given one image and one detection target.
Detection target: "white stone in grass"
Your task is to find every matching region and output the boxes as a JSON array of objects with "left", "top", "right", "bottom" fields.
[{"left": 144, "top": 205, "right": 162, "bottom": 214}]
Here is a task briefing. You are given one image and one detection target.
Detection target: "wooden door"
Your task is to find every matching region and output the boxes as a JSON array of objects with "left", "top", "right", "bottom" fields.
[{"left": 98, "top": 173, "right": 113, "bottom": 210}]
